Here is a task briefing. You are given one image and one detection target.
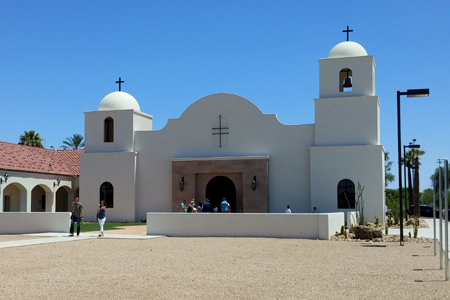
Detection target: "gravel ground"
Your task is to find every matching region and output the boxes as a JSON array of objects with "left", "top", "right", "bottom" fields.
[{"left": 0, "top": 225, "right": 449, "bottom": 300}]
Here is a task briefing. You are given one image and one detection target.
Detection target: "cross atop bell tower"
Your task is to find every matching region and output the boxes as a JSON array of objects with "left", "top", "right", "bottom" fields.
[{"left": 342, "top": 26, "right": 353, "bottom": 41}]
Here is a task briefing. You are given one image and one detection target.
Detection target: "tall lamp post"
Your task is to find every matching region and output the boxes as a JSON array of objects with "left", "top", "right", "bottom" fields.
[
  {"left": 397, "top": 89, "right": 429, "bottom": 246},
  {"left": 404, "top": 142, "right": 421, "bottom": 219}
]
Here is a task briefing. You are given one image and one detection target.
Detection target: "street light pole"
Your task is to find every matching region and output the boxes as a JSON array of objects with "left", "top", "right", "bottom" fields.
[{"left": 397, "top": 89, "right": 429, "bottom": 246}]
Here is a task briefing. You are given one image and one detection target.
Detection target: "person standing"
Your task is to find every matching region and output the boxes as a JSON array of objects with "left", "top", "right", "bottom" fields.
[
  {"left": 97, "top": 200, "right": 107, "bottom": 237},
  {"left": 285, "top": 205, "right": 291, "bottom": 213},
  {"left": 181, "top": 200, "right": 187, "bottom": 213},
  {"left": 221, "top": 198, "right": 229, "bottom": 213},
  {"left": 69, "top": 197, "right": 83, "bottom": 237},
  {"left": 202, "top": 199, "right": 211, "bottom": 213}
]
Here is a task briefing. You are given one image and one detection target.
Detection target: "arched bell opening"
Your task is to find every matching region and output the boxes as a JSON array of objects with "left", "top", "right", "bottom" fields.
[{"left": 339, "top": 68, "right": 353, "bottom": 92}]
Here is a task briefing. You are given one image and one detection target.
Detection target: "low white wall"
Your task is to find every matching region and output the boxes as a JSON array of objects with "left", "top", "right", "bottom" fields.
[
  {"left": 0, "top": 213, "right": 71, "bottom": 234},
  {"left": 146, "top": 212, "right": 344, "bottom": 240}
]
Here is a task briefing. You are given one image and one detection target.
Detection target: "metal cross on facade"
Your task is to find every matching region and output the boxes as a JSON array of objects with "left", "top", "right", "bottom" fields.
[
  {"left": 342, "top": 26, "right": 353, "bottom": 41},
  {"left": 116, "top": 77, "right": 124, "bottom": 91},
  {"left": 212, "top": 115, "right": 229, "bottom": 148}
]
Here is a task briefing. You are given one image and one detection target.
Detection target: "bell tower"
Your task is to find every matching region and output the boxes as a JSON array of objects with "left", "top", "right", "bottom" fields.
[
  {"left": 310, "top": 35, "right": 385, "bottom": 223},
  {"left": 315, "top": 41, "right": 379, "bottom": 146}
]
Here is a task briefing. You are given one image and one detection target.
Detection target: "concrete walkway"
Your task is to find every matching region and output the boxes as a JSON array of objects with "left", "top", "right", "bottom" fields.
[
  {"left": 389, "top": 218, "right": 450, "bottom": 254},
  {"left": 0, "top": 232, "right": 164, "bottom": 249}
]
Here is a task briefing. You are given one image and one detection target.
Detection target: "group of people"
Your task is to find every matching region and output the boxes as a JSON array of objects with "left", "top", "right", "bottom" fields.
[
  {"left": 69, "top": 197, "right": 107, "bottom": 237},
  {"left": 181, "top": 197, "right": 231, "bottom": 213},
  {"left": 285, "top": 205, "right": 317, "bottom": 213}
]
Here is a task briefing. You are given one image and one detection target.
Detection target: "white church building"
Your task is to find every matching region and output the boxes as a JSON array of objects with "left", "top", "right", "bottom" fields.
[{"left": 80, "top": 40, "right": 386, "bottom": 223}]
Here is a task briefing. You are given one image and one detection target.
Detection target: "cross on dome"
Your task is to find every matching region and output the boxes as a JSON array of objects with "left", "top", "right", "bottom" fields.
[
  {"left": 342, "top": 26, "right": 353, "bottom": 41},
  {"left": 116, "top": 77, "right": 124, "bottom": 91}
]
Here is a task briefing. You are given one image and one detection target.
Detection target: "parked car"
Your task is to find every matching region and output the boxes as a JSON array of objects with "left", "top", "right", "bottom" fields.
[
  {"left": 435, "top": 208, "right": 450, "bottom": 219},
  {"left": 406, "top": 205, "right": 435, "bottom": 217}
]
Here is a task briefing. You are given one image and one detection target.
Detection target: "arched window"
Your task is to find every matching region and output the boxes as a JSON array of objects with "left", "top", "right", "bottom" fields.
[
  {"left": 339, "top": 68, "right": 353, "bottom": 92},
  {"left": 104, "top": 117, "right": 114, "bottom": 142},
  {"left": 337, "top": 179, "right": 355, "bottom": 209},
  {"left": 100, "top": 182, "right": 114, "bottom": 208}
]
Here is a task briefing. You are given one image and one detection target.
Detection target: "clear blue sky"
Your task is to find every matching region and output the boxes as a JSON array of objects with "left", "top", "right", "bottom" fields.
[{"left": 1, "top": 1, "right": 448, "bottom": 192}]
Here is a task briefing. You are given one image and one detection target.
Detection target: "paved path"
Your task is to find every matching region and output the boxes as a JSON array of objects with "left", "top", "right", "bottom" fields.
[
  {"left": 0, "top": 232, "right": 164, "bottom": 249},
  {"left": 389, "top": 218, "right": 450, "bottom": 254}
]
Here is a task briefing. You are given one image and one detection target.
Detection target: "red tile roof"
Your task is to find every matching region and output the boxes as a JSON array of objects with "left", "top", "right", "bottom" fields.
[{"left": 0, "top": 141, "right": 83, "bottom": 176}]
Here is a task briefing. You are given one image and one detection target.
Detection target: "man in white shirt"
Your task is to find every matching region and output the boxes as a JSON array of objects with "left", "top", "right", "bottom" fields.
[{"left": 285, "top": 205, "right": 291, "bottom": 213}]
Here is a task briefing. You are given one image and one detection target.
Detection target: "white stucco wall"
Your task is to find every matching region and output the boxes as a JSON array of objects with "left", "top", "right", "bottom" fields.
[
  {"left": 314, "top": 96, "right": 380, "bottom": 146},
  {"left": 146, "top": 212, "right": 344, "bottom": 240},
  {"left": 319, "top": 56, "right": 375, "bottom": 98},
  {"left": 132, "top": 93, "right": 315, "bottom": 221},
  {"left": 80, "top": 151, "right": 137, "bottom": 222},
  {"left": 84, "top": 110, "right": 152, "bottom": 153},
  {"left": 310, "top": 145, "right": 385, "bottom": 223},
  {"left": 0, "top": 212, "right": 71, "bottom": 234}
]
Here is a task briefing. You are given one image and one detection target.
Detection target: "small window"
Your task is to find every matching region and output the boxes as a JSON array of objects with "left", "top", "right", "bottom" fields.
[
  {"left": 104, "top": 117, "right": 114, "bottom": 143},
  {"left": 337, "top": 179, "right": 355, "bottom": 209},
  {"left": 339, "top": 68, "right": 353, "bottom": 92},
  {"left": 100, "top": 182, "right": 114, "bottom": 208}
]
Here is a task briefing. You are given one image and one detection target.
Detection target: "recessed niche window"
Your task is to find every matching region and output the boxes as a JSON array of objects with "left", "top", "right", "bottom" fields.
[
  {"left": 100, "top": 182, "right": 114, "bottom": 208},
  {"left": 104, "top": 117, "right": 114, "bottom": 143},
  {"left": 337, "top": 179, "right": 355, "bottom": 209},
  {"left": 339, "top": 68, "right": 353, "bottom": 92}
]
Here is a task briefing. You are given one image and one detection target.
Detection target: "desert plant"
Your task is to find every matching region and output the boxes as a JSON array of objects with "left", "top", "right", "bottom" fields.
[
  {"left": 355, "top": 182, "right": 365, "bottom": 225},
  {"left": 368, "top": 230, "right": 373, "bottom": 240},
  {"left": 340, "top": 225, "right": 345, "bottom": 235},
  {"left": 344, "top": 230, "right": 348, "bottom": 239},
  {"left": 375, "top": 217, "right": 379, "bottom": 226},
  {"left": 385, "top": 226, "right": 389, "bottom": 235},
  {"left": 409, "top": 232, "right": 412, "bottom": 238},
  {"left": 414, "top": 226, "right": 418, "bottom": 238}
]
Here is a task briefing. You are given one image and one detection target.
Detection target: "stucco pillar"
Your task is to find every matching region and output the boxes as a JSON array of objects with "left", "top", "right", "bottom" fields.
[
  {"left": 0, "top": 185, "right": 3, "bottom": 212},
  {"left": 48, "top": 190, "right": 55, "bottom": 212},
  {"left": 21, "top": 189, "right": 32, "bottom": 212}
]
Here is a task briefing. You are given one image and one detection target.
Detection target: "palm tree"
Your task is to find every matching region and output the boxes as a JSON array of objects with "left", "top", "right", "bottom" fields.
[
  {"left": 61, "top": 134, "right": 85, "bottom": 149},
  {"left": 19, "top": 130, "right": 44, "bottom": 148},
  {"left": 402, "top": 149, "right": 425, "bottom": 217}
]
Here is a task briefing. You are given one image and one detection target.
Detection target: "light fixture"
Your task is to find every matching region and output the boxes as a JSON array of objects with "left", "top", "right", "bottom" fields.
[
  {"left": 54, "top": 177, "right": 61, "bottom": 187},
  {"left": 0, "top": 173, "right": 8, "bottom": 184},
  {"left": 180, "top": 177, "right": 184, "bottom": 191},
  {"left": 397, "top": 88, "right": 429, "bottom": 246},
  {"left": 252, "top": 176, "right": 256, "bottom": 191}
]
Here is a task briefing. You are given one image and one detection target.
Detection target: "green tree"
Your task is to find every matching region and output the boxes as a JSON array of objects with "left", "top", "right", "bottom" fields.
[
  {"left": 385, "top": 152, "right": 395, "bottom": 187},
  {"left": 18, "top": 130, "right": 44, "bottom": 147},
  {"left": 402, "top": 149, "right": 425, "bottom": 217},
  {"left": 420, "top": 188, "right": 434, "bottom": 206},
  {"left": 61, "top": 134, "right": 85, "bottom": 149},
  {"left": 430, "top": 167, "right": 450, "bottom": 209}
]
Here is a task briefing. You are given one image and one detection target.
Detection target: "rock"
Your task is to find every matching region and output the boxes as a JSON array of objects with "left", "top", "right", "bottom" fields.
[
  {"left": 405, "top": 218, "right": 417, "bottom": 226},
  {"left": 349, "top": 226, "right": 382, "bottom": 240},
  {"left": 366, "top": 222, "right": 376, "bottom": 228}
]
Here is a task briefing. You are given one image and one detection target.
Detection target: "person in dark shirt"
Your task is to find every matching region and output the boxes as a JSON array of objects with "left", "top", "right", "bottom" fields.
[{"left": 202, "top": 198, "right": 212, "bottom": 213}]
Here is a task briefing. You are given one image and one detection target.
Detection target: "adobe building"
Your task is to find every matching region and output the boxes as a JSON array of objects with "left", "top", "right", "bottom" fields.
[{"left": 80, "top": 40, "right": 386, "bottom": 223}]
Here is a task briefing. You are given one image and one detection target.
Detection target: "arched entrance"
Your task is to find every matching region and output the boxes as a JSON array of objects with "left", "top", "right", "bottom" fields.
[
  {"left": 56, "top": 187, "right": 69, "bottom": 212},
  {"left": 206, "top": 176, "right": 236, "bottom": 212}
]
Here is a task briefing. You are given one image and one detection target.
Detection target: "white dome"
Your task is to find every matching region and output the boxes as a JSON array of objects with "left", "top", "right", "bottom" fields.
[
  {"left": 328, "top": 41, "right": 368, "bottom": 58},
  {"left": 98, "top": 91, "right": 141, "bottom": 112}
]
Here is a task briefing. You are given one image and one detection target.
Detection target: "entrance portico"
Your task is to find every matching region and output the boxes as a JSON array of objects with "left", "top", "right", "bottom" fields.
[{"left": 172, "top": 156, "right": 268, "bottom": 213}]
